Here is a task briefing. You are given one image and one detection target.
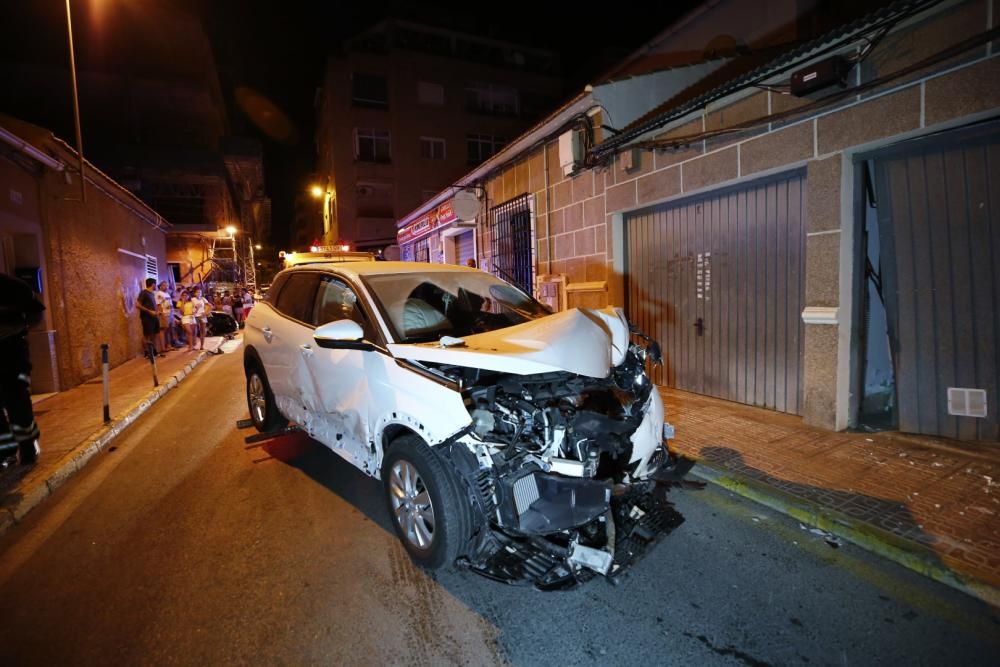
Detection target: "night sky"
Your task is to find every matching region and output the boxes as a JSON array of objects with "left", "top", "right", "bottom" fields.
[{"left": 0, "top": 0, "right": 697, "bottom": 245}]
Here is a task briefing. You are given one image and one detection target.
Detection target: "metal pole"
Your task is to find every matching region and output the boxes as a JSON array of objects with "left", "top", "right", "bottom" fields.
[
  {"left": 64, "top": 0, "right": 86, "bottom": 202},
  {"left": 148, "top": 342, "right": 159, "bottom": 387},
  {"left": 100, "top": 343, "right": 110, "bottom": 422}
]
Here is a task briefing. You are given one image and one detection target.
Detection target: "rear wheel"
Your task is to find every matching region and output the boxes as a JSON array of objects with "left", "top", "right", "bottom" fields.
[
  {"left": 245, "top": 363, "right": 287, "bottom": 432},
  {"left": 382, "top": 435, "right": 472, "bottom": 569}
]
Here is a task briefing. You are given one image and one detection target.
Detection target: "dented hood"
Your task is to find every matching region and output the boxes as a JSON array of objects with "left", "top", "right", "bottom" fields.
[{"left": 387, "top": 307, "right": 630, "bottom": 378}]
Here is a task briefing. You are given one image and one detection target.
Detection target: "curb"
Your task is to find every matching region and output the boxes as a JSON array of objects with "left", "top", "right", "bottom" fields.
[
  {"left": 687, "top": 461, "right": 1000, "bottom": 608},
  {"left": 0, "top": 351, "right": 210, "bottom": 535}
]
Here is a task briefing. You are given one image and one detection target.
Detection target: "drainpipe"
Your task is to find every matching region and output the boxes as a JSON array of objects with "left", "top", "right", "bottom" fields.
[{"left": 543, "top": 142, "right": 552, "bottom": 276}]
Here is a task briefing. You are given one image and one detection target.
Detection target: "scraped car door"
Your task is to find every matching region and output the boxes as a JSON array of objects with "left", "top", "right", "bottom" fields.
[
  {"left": 298, "top": 274, "right": 374, "bottom": 463},
  {"left": 267, "top": 271, "right": 321, "bottom": 401}
]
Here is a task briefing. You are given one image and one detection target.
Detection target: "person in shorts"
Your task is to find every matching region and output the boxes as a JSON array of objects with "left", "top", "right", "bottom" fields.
[
  {"left": 190, "top": 287, "right": 209, "bottom": 350},
  {"left": 155, "top": 281, "right": 174, "bottom": 351},
  {"left": 136, "top": 278, "right": 160, "bottom": 358}
]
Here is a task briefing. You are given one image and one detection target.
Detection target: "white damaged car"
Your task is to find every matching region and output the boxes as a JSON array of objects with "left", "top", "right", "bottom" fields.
[{"left": 244, "top": 261, "right": 679, "bottom": 588}]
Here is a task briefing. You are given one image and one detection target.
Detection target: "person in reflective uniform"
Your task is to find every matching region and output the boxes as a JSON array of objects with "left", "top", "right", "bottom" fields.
[{"left": 0, "top": 272, "right": 45, "bottom": 465}]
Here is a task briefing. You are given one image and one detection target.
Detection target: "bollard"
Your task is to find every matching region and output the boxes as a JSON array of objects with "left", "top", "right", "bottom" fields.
[
  {"left": 101, "top": 343, "right": 110, "bottom": 422},
  {"left": 147, "top": 342, "right": 159, "bottom": 388}
]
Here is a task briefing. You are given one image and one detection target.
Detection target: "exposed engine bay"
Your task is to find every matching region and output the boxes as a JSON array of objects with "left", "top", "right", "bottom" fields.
[{"left": 428, "top": 330, "right": 687, "bottom": 589}]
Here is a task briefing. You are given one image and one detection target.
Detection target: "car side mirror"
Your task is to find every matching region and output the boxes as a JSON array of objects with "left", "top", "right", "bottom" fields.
[{"left": 313, "top": 319, "right": 374, "bottom": 351}]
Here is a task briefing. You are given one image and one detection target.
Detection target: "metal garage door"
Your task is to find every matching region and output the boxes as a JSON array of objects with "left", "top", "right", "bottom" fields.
[
  {"left": 871, "top": 121, "right": 999, "bottom": 442},
  {"left": 456, "top": 230, "right": 475, "bottom": 265},
  {"left": 625, "top": 170, "right": 806, "bottom": 414}
]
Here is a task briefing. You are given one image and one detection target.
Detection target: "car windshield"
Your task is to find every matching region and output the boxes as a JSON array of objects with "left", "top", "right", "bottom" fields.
[{"left": 363, "top": 271, "right": 550, "bottom": 343}]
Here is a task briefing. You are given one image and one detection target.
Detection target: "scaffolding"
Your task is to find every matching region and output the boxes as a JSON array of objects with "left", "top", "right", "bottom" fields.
[
  {"left": 209, "top": 232, "right": 241, "bottom": 285},
  {"left": 244, "top": 237, "right": 257, "bottom": 293}
]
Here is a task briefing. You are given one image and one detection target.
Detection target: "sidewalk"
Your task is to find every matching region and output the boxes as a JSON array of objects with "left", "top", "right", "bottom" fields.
[
  {"left": 0, "top": 337, "right": 234, "bottom": 532},
  {"left": 661, "top": 387, "right": 1000, "bottom": 605}
]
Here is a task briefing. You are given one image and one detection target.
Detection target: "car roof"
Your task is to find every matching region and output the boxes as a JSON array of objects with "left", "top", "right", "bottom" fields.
[{"left": 283, "top": 261, "right": 480, "bottom": 280}]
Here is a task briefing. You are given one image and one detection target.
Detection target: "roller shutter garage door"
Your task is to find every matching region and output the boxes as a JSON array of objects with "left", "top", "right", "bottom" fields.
[
  {"left": 870, "top": 121, "right": 1000, "bottom": 442},
  {"left": 625, "top": 170, "right": 806, "bottom": 414},
  {"left": 456, "top": 230, "right": 475, "bottom": 265}
]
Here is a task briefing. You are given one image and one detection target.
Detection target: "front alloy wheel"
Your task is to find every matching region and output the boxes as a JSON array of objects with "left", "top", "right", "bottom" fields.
[
  {"left": 389, "top": 460, "right": 436, "bottom": 550},
  {"left": 381, "top": 435, "right": 472, "bottom": 569}
]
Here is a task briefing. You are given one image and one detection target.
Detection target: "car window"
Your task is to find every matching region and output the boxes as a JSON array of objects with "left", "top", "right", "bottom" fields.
[
  {"left": 273, "top": 272, "right": 320, "bottom": 324},
  {"left": 362, "top": 271, "right": 549, "bottom": 343},
  {"left": 265, "top": 273, "right": 289, "bottom": 305},
  {"left": 313, "top": 275, "right": 374, "bottom": 339}
]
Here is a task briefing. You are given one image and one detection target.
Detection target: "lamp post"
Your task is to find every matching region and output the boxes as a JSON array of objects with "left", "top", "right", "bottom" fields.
[{"left": 64, "top": 0, "right": 86, "bottom": 202}]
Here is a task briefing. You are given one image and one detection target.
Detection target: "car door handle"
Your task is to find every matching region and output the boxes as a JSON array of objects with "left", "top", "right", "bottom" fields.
[
  {"left": 262, "top": 326, "right": 273, "bottom": 343},
  {"left": 299, "top": 343, "right": 313, "bottom": 356}
]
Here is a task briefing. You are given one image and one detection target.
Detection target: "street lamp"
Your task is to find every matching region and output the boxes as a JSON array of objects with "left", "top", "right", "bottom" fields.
[
  {"left": 309, "top": 184, "right": 335, "bottom": 238},
  {"left": 225, "top": 225, "right": 237, "bottom": 236},
  {"left": 254, "top": 244, "right": 262, "bottom": 250}
]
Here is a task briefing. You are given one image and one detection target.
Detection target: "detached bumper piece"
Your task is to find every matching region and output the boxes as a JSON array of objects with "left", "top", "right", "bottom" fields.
[{"left": 462, "top": 482, "right": 684, "bottom": 590}]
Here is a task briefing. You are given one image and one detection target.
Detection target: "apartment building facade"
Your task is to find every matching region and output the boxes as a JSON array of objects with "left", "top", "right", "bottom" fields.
[{"left": 312, "top": 20, "right": 564, "bottom": 253}]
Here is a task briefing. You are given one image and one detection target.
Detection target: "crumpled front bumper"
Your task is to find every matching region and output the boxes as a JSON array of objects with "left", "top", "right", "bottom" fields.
[{"left": 460, "top": 481, "right": 685, "bottom": 590}]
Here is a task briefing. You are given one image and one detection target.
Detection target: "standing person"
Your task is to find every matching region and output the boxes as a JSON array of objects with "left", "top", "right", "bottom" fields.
[
  {"left": 213, "top": 291, "right": 224, "bottom": 316},
  {"left": 0, "top": 272, "right": 45, "bottom": 465},
  {"left": 242, "top": 288, "right": 254, "bottom": 321},
  {"left": 136, "top": 278, "right": 161, "bottom": 358},
  {"left": 155, "top": 281, "right": 173, "bottom": 351},
  {"left": 179, "top": 290, "right": 195, "bottom": 351},
  {"left": 232, "top": 288, "right": 244, "bottom": 328},
  {"left": 171, "top": 287, "right": 186, "bottom": 347},
  {"left": 221, "top": 291, "right": 233, "bottom": 317},
  {"left": 190, "top": 287, "right": 209, "bottom": 351}
]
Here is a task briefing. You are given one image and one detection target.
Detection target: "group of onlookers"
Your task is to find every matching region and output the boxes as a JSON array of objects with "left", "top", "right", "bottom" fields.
[{"left": 138, "top": 281, "right": 254, "bottom": 357}]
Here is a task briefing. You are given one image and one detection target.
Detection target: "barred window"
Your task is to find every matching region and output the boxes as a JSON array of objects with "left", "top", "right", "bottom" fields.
[
  {"left": 489, "top": 194, "right": 533, "bottom": 295},
  {"left": 414, "top": 238, "right": 430, "bottom": 263}
]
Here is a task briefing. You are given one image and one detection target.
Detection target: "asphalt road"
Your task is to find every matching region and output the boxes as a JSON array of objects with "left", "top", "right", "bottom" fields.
[{"left": 0, "top": 348, "right": 997, "bottom": 666}]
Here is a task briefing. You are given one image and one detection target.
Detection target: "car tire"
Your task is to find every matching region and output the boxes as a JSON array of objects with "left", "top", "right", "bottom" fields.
[
  {"left": 382, "top": 435, "right": 472, "bottom": 570},
  {"left": 245, "top": 362, "right": 287, "bottom": 433}
]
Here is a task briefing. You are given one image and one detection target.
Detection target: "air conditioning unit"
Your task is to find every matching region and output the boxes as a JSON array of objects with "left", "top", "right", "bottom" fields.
[{"left": 559, "top": 130, "right": 583, "bottom": 176}]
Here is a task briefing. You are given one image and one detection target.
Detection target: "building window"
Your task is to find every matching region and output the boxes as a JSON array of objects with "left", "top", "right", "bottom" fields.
[
  {"left": 352, "top": 73, "right": 388, "bottom": 109},
  {"left": 414, "top": 238, "right": 430, "bottom": 263},
  {"left": 355, "top": 128, "right": 391, "bottom": 163},
  {"left": 417, "top": 81, "right": 444, "bottom": 106},
  {"left": 490, "top": 194, "right": 533, "bottom": 295},
  {"left": 420, "top": 137, "right": 446, "bottom": 160},
  {"left": 465, "top": 83, "right": 519, "bottom": 116},
  {"left": 169, "top": 262, "right": 182, "bottom": 283},
  {"left": 466, "top": 134, "right": 506, "bottom": 166}
]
